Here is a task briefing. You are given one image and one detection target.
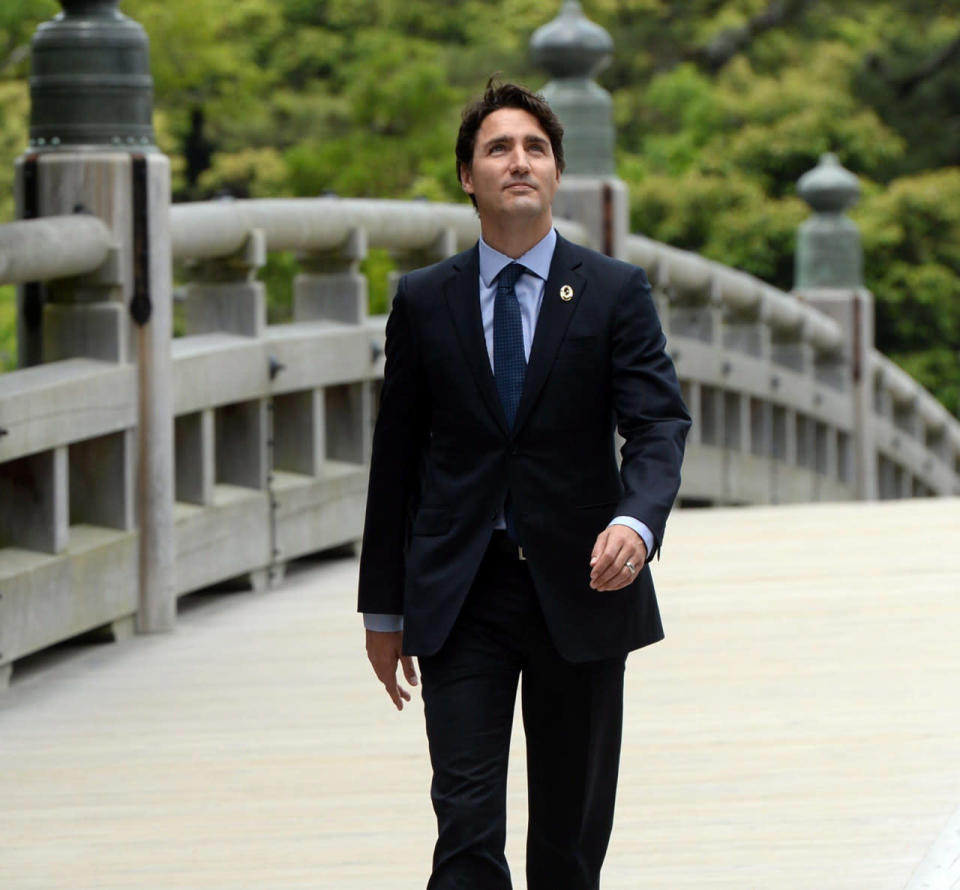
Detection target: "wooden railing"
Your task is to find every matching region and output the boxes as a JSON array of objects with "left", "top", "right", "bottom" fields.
[{"left": 0, "top": 197, "right": 957, "bottom": 683}]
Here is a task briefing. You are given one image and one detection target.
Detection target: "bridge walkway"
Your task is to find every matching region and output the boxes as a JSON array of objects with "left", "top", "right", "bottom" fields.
[{"left": 1, "top": 499, "right": 958, "bottom": 889}]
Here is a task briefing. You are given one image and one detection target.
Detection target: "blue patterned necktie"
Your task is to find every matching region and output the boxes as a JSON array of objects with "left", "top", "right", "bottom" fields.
[
  {"left": 494, "top": 262, "right": 526, "bottom": 544},
  {"left": 493, "top": 262, "right": 526, "bottom": 428}
]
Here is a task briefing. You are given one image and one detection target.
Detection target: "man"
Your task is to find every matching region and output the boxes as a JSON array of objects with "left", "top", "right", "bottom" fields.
[{"left": 358, "top": 79, "right": 689, "bottom": 890}]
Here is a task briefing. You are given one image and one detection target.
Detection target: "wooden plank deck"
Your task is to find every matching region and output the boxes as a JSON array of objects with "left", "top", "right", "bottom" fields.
[{"left": 1, "top": 498, "right": 958, "bottom": 889}]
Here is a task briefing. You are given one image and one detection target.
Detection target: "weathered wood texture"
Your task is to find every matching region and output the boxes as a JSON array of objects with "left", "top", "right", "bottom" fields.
[{"left": 1, "top": 498, "right": 958, "bottom": 889}]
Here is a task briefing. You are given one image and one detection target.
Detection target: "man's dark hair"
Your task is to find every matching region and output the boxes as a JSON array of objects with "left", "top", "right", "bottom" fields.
[{"left": 456, "top": 77, "right": 565, "bottom": 207}]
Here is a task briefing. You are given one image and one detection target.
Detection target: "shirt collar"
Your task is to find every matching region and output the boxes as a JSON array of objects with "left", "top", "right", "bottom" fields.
[{"left": 478, "top": 228, "right": 557, "bottom": 288}]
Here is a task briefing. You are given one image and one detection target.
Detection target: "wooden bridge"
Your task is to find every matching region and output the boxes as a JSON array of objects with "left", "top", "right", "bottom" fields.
[
  {"left": 3, "top": 0, "right": 959, "bottom": 689},
  {"left": 2, "top": 496, "right": 958, "bottom": 890},
  {"left": 3, "top": 4, "right": 959, "bottom": 885}
]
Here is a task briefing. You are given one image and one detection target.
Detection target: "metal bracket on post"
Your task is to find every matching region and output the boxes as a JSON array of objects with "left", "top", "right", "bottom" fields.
[
  {"left": 20, "top": 154, "right": 45, "bottom": 366},
  {"left": 268, "top": 356, "right": 286, "bottom": 381},
  {"left": 602, "top": 182, "right": 614, "bottom": 257},
  {"left": 130, "top": 153, "right": 151, "bottom": 326}
]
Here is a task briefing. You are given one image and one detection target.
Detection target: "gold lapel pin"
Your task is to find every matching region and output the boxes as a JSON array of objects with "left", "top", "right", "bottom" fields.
[{"left": 559, "top": 284, "right": 574, "bottom": 302}]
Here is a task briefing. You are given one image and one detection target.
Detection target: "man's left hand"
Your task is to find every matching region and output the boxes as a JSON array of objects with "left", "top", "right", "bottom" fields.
[{"left": 589, "top": 525, "right": 647, "bottom": 591}]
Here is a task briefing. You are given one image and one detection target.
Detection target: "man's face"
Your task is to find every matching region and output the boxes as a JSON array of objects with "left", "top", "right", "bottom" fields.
[{"left": 460, "top": 107, "right": 561, "bottom": 224}]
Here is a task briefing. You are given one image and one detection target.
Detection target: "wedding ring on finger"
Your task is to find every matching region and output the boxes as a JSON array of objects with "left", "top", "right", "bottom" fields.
[{"left": 624, "top": 561, "right": 637, "bottom": 575}]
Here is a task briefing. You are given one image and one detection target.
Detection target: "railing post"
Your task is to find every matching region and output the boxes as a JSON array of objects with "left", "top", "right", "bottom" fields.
[
  {"left": 387, "top": 228, "right": 457, "bottom": 304},
  {"left": 721, "top": 278, "right": 769, "bottom": 361},
  {"left": 793, "top": 153, "right": 877, "bottom": 499},
  {"left": 16, "top": 0, "right": 176, "bottom": 630},
  {"left": 531, "top": 2, "right": 629, "bottom": 258},
  {"left": 295, "top": 226, "right": 368, "bottom": 324},
  {"left": 295, "top": 225, "right": 379, "bottom": 478},
  {"left": 183, "top": 228, "right": 267, "bottom": 336}
]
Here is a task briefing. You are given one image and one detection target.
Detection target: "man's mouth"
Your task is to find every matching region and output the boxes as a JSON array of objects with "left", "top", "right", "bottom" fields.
[{"left": 505, "top": 182, "right": 535, "bottom": 191}]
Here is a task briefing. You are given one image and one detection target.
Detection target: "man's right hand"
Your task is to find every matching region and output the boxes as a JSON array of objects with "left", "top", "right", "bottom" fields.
[{"left": 365, "top": 629, "right": 418, "bottom": 711}]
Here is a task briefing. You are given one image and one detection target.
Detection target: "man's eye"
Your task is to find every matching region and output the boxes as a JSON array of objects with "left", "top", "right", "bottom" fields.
[{"left": 490, "top": 144, "right": 505, "bottom": 154}]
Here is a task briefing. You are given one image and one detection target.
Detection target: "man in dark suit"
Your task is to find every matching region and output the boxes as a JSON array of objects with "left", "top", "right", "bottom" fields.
[{"left": 358, "top": 80, "right": 689, "bottom": 890}]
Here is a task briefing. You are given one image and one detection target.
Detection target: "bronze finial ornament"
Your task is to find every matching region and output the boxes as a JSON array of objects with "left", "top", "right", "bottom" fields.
[{"left": 29, "top": 0, "right": 155, "bottom": 151}]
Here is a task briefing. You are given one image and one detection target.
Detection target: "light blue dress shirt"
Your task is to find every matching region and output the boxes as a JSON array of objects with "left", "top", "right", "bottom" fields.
[{"left": 364, "top": 230, "right": 654, "bottom": 633}]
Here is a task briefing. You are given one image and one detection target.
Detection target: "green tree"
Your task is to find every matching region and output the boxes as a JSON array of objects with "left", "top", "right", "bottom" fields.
[{"left": 1, "top": 0, "right": 959, "bottom": 414}]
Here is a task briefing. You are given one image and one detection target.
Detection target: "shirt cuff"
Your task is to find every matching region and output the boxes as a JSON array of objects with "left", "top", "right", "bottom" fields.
[
  {"left": 608, "top": 516, "right": 655, "bottom": 562},
  {"left": 363, "top": 613, "right": 404, "bottom": 633}
]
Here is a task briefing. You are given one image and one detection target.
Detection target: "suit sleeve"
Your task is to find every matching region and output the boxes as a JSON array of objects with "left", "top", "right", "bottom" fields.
[
  {"left": 611, "top": 266, "right": 691, "bottom": 558},
  {"left": 357, "top": 279, "right": 429, "bottom": 615}
]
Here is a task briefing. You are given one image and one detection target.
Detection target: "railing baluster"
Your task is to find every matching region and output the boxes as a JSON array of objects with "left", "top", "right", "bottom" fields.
[
  {"left": 183, "top": 228, "right": 267, "bottom": 337},
  {"left": 295, "top": 226, "right": 368, "bottom": 324}
]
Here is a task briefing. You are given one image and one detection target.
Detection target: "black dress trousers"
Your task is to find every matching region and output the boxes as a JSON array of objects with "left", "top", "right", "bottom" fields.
[{"left": 418, "top": 539, "right": 626, "bottom": 890}]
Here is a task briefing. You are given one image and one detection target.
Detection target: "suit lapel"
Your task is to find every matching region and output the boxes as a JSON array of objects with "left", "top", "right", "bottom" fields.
[
  {"left": 513, "top": 235, "right": 586, "bottom": 436},
  {"left": 444, "top": 246, "right": 510, "bottom": 435}
]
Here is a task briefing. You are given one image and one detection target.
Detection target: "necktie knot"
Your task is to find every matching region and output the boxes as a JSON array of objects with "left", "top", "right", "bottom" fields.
[{"left": 498, "top": 263, "right": 524, "bottom": 290}]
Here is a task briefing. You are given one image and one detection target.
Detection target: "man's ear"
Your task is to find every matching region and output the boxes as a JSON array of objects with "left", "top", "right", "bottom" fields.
[{"left": 459, "top": 163, "right": 474, "bottom": 196}]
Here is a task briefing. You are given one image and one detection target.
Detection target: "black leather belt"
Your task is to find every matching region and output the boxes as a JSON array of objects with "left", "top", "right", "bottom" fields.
[{"left": 488, "top": 529, "right": 527, "bottom": 561}]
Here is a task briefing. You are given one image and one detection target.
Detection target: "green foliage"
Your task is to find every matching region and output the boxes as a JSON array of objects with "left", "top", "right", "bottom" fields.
[
  {"left": 889, "top": 348, "right": 960, "bottom": 419},
  {"left": 363, "top": 249, "right": 395, "bottom": 317},
  {"left": 1, "top": 0, "right": 959, "bottom": 414},
  {"left": 630, "top": 64, "right": 727, "bottom": 175},
  {"left": 630, "top": 170, "right": 807, "bottom": 288},
  {"left": 713, "top": 52, "right": 906, "bottom": 193},
  {"left": 855, "top": 168, "right": 960, "bottom": 415},
  {"left": 198, "top": 148, "right": 288, "bottom": 198},
  {"left": 0, "top": 80, "right": 28, "bottom": 224},
  {"left": 0, "top": 286, "right": 16, "bottom": 371},
  {"left": 259, "top": 252, "right": 298, "bottom": 324},
  {"left": 0, "top": 0, "right": 58, "bottom": 57},
  {"left": 613, "top": 2, "right": 960, "bottom": 414}
]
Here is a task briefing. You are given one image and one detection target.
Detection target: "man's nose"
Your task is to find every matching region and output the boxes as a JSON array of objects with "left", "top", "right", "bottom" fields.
[{"left": 508, "top": 148, "right": 530, "bottom": 172}]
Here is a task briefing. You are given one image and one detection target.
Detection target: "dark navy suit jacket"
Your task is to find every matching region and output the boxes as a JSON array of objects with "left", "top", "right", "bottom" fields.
[{"left": 358, "top": 234, "right": 690, "bottom": 662}]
